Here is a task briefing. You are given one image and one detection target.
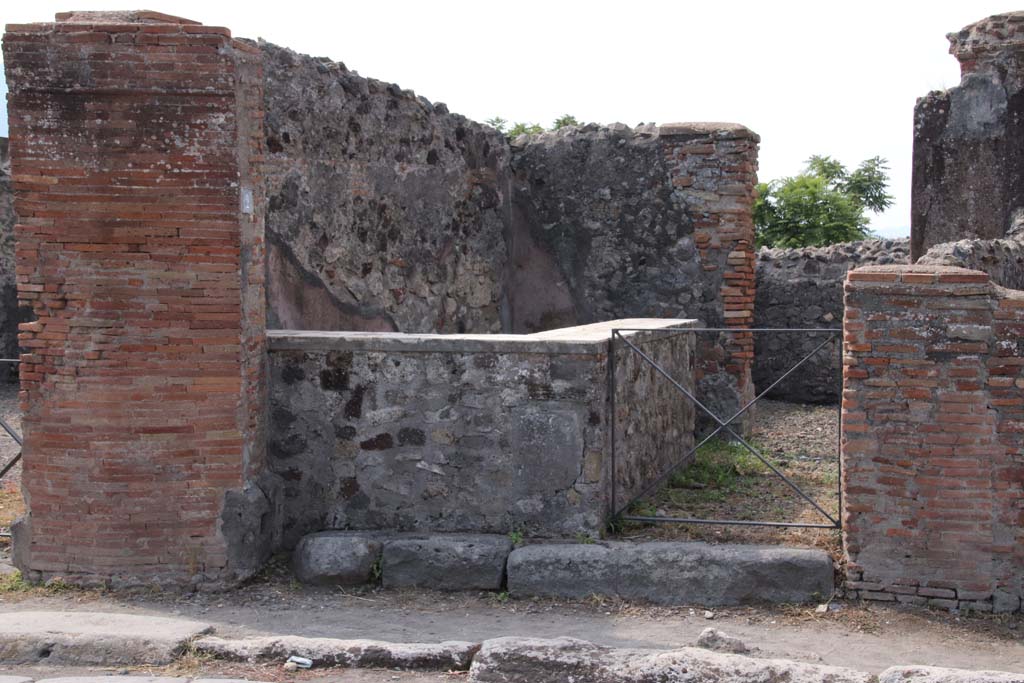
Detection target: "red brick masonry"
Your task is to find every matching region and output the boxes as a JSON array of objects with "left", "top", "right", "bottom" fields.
[
  {"left": 662, "top": 123, "right": 758, "bottom": 427},
  {"left": 843, "top": 265, "right": 1023, "bottom": 613},
  {"left": 3, "top": 11, "right": 271, "bottom": 586}
]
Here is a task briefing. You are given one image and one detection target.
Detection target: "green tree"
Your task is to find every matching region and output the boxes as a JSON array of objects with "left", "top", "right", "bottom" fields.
[
  {"left": 552, "top": 114, "right": 579, "bottom": 130},
  {"left": 484, "top": 114, "right": 581, "bottom": 138},
  {"left": 506, "top": 121, "right": 545, "bottom": 137},
  {"left": 485, "top": 116, "right": 508, "bottom": 133},
  {"left": 754, "top": 156, "right": 893, "bottom": 248}
]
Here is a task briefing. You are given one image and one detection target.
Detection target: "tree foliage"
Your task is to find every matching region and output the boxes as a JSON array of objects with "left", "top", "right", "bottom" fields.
[
  {"left": 754, "top": 156, "right": 894, "bottom": 249},
  {"left": 552, "top": 114, "right": 579, "bottom": 130},
  {"left": 485, "top": 114, "right": 580, "bottom": 137}
]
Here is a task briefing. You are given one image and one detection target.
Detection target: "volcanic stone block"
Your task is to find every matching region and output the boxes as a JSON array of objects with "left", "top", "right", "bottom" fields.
[
  {"left": 382, "top": 534, "right": 513, "bottom": 591},
  {"left": 468, "top": 636, "right": 872, "bottom": 683},
  {"left": 292, "top": 531, "right": 382, "bottom": 586},
  {"left": 507, "top": 542, "right": 834, "bottom": 606}
]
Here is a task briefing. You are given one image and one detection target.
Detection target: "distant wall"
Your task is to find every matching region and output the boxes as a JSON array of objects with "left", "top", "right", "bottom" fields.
[
  {"left": 918, "top": 235, "right": 1024, "bottom": 291},
  {"left": 259, "top": 42, "right": 510, "bottom": 335},
  {"left": 754, "top": 239, "right": 910, "bottom": 403},
  {"left": 0, "top": 137, "right": 18, "bottom": 382},
  {"left": 912, "top": 12, "right": 1024, "bottom": 259}
]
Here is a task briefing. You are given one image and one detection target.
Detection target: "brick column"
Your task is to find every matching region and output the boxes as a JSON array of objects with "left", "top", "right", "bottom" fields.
[
  {"left": 4, "top": 11, "right": 275, "bottom": 587},
  {"left": 842, "top": 264, "right": 1022, "bottom": 613},
  {"left": 661, "top": 123, "right": 758, "bottom": 431}
]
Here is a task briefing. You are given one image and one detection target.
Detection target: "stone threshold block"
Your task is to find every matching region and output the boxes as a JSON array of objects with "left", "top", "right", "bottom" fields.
[
  {"left": 268, "top": 319, "right": 697, "bottom": 543},
  {"left": 506, "top": 541, "right": 834, "bottom": 606},
  {"left": 293, "top": 531, "right": 512, "bottom": 591}
]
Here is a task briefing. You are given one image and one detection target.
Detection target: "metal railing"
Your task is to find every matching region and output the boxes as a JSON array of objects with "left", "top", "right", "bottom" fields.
[
  {"left": 609, "top": 327, "right": 842, "bottom": 530},
  {"left": 0, "top": 357, "right": 21, "bottom": 483}
]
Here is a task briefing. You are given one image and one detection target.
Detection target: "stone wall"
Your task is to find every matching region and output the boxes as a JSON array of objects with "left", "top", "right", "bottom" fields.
[
  {"left": 0, "top": 137, "right": 18, "bottom": 382},
  {"left": 754, "top": 239, "right": 910, "bottom": 403},
  {"left": 842, "top": 265, "right": 1023, "bottom": 613},
  {"left": 509, "top": 123, "right": 758, "bottom": 430},
  {"left": 912, "top": 12, "right": 1024, "bottom": 260},
  {"left": 918, "top": 235, "right": 1024, "bottom": 290},
  {"left": 259, "top": 41, "right": 509, "bottom": 335},
  {"left": 266, "top": 320, "right": 695, "bottom": 546},
  {"left": 5, "top": 11, "right": 275, "bottom": 587}
]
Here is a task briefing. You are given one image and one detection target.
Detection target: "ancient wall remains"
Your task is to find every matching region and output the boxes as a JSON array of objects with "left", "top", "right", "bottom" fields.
[
  {"left": 259, "top": 42, "right": 510, "bottom": 335},
  {"left": 912, "top": 12, "right": 1024, "bottom": 260},
  {"left": 510, "top": 123, "right": 758, "bottom": 428},
  {"left": 0, "top": 138, "right": 18, "bottom": 382},
  {"left": 918, "top": 235, "right": 1024, "bottom": 291},
  {"left": 266, "top": 320, "right": 695, "bottom": 546},
  {"left": 754, "top": 239, "right": 909, "bottom": 403},
  {"left": 842, "top": 265, "right": 1023, "bottom": 613},
  {"left": 4, "top": 11, "right": 275, "bottom": 586}
]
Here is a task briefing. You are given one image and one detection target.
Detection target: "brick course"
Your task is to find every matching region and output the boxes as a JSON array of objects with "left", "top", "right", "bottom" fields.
[
  {"left": 661, "top": 124, "right": 758, "bottom": 423},
  {"left": 842, "top": 264, "right": 1023, "bottom": 612},
  {"left": 4, "top": 11, "right": 273, "bottom": 586}
]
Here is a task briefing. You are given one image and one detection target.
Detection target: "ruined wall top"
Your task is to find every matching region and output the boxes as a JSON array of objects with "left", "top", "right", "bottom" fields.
[
  {"left": 509, "top": 121, "right": 759, "bottom": 149},
  {"left": 50, "top": 10, "right": 203, "bottom": 25},
  {"left": 948, "top": 12, "right": 1024, "bottom": 76},
  {"left": 4, "top": 10, "right": 257, "bottom": 97}
]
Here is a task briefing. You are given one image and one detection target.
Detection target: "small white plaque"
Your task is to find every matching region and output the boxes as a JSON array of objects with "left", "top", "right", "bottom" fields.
[{"left": 240, "top": 187, "right": 254, "bottom": 215}]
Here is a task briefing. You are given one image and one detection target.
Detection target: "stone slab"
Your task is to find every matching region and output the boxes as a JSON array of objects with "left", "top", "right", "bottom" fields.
[
  {"left": 268, "top": 318, "right": 696, "bottom": 356},
  {"left": 507, "top": 541, "right": 834, "bottom": 606},
  {"left": 292, "top": 531, "right": 383, "bottom": 586},
  {"left": 0, "top": 612, "right": 212, "bottom": 665},
  {"left": 382, "top": 534, "right": 512, "bottom": 591},
  {"left": 0, "top": 677, "right": 33, "bottom": 683},
  {"left": 467, "top": 636, "right": 871, "bottom": 683},
  {"left": 194, "top": 635, "right": 478, "bottom": 671},
  {"left": 878, "top": 666, "right": 1024, "bottom": 683},
  {"left": 35, "top": 679, "right": 187, "bottom": 683}
]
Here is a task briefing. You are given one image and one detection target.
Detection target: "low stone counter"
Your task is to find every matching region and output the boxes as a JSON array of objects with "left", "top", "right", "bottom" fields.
[{"left": 267, "top": 319, "right": 696, "bottom": 544}]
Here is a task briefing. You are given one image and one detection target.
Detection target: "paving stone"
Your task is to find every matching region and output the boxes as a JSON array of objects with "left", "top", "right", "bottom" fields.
[
  {"left": 0, "top": 676, "right": 33, "bottom": 683},
  {"left": 194, "top": 635, "right": 477, "bottom": 671},
  {"left": 879, "top": 666, "right": 1024, "bottom": 683},
  {"left": 382, "top": 534, "right": 512, "bottom": 591},
  {"left": 35, "top": 679, "right": 187, "bottom": 683},
  {"left": 695, "top": 627, "right": 749, "bottom": 653},
  {"left": 507, "top": 541, "right": 833, "bottom": 606},
  {"left": 292, "top": 531, "right": 382, "bottom": 586},
  {"left": 468, "top": 636, "right": 873, "bottom": 683},
  {"left": 0, "top": 612, "right": 211, "bottom": 665}
]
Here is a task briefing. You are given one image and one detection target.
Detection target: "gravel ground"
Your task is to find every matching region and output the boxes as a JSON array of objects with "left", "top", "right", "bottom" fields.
[
  {"left": 0, "top": 382, "right": 22, "bottom": 539},
  {"left": 616, "top": 399, "right": 842, "bottom": 554},
  {"left": 0, "top": 382, "right": 20, "bottom": 493}
]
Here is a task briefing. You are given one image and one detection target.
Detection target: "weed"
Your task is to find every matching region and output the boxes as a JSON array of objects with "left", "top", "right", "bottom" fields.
[
  {"left": 495, "top": 591, "right": 510, "bottom": 604},
  {"left": 370, "top": 557, "right": 383, "bottom": 583},
  {"left": 0, "top": 570, "right": 29, "bottom": 593},
  {"left": 508, "top": 530, "right": 524, "bottom": 545},
  {"left": 574, "top": 532, "right": 595, "bottom": 545}
]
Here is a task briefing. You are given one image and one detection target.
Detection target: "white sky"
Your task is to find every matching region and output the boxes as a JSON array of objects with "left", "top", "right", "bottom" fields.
[{"left": 1, "top": 1, "right": 1016, "bottom": 237}]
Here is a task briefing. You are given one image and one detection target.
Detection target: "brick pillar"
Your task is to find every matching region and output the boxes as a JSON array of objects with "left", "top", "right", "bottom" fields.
[
  {"left": 661, "top": 123, "right": 758, "bottom": 432},
  {"left": 4, "top": 11, "right": 275, "bottom": 587},
  {"left": 842, "top": 264, "right": 1022, "bottom": 613}
]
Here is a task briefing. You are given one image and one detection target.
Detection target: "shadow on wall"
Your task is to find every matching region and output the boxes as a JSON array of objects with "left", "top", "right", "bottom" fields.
[
  {"left": 266, "top": 233, "right": 397, "bottom": 332},
  {"left": 0, "top": 137, "right": 21, "bottom": 383}
]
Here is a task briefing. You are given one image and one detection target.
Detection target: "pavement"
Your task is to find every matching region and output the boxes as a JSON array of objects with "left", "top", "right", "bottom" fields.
[
  {"left": 1, "top": 611, "right": 1023, "bottom": 683},
  {"left": 0, "top": 612, "right": 211, "bottom": 665}
]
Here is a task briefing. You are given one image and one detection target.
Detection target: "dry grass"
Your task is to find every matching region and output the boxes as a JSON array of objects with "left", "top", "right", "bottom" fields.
[{"left": 0, "top": 488, "right": 23, "bottom": 533}]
